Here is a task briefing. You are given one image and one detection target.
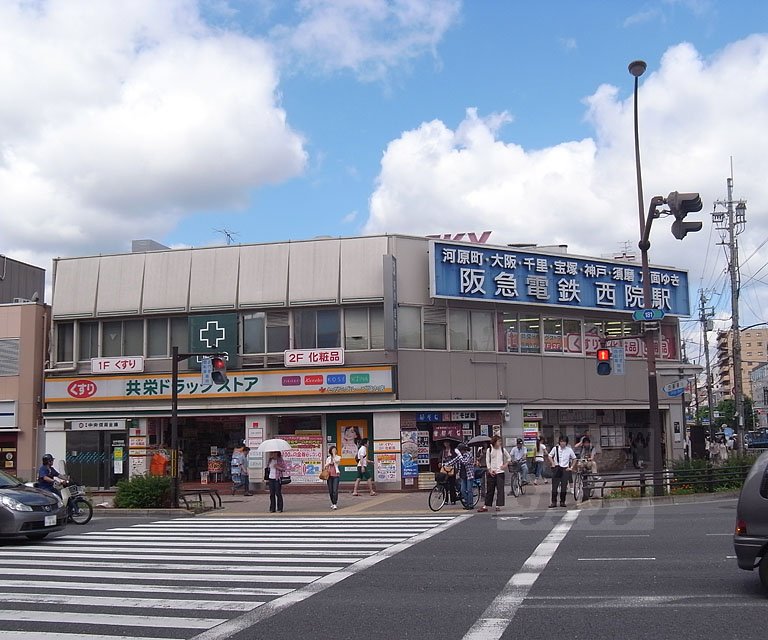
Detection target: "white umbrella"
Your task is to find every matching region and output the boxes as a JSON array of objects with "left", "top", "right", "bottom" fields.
[{"left": 255, "top": 438, "right": 292, "bottom": 453}]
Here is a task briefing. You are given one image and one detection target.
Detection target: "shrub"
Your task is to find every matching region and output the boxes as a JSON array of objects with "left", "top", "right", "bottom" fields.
[
  {"left": 605, "top": 487, "right": 642, "bottom": 499},
  {"left": 113, "top": 474, "right": 173, "bottom": 509}
]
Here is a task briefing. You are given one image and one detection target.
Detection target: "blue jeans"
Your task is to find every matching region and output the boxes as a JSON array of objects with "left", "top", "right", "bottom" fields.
[
  {"left": 460, "top": 477, "right": 473, "bottom": 508},
  {"left": 534, "top": 460, "right": 544, "bottom": 481},
  {"left": 327, "top": 476, "right": 340, "bottom": 505},
  {"left": 518, "top": 462, "right": 529, "bottom": 484}
]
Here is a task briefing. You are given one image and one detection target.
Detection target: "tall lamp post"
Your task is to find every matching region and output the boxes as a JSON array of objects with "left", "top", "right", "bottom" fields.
[{"left": 629, "top": 60, "right": 664, "bottom": 496}]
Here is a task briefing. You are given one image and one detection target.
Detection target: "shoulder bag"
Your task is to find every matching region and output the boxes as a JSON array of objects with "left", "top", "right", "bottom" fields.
[
  {"left": 280, "top": 473, "right": 292, "bottom": 485},
  {"left": 319, "top": 463, "right": 330, "bottom": 481}
]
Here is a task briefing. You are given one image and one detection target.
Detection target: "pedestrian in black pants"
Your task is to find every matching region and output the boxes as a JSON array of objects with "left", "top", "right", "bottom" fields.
[
  {"left": 548, "top": 435, "right": 576, "bottom": 508},
  {"left": 267, "top": 451, "right": 287, "bottom": 513},
  {"left": 477, "top": 435, "right": 510, "bottom": 512}
]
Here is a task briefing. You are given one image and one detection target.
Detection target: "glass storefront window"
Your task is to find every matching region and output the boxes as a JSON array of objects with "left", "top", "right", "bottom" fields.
[
  {"left": 398, "top": 306, "right": 422, "bottom": 348},
  {"left": 543, "top": 318, "right": 563, "bottom": 353},
  {"left": 345, "top": 308, "right": 369, "bottom": 350},
  {"left": 497, "top": 312, "right": 518, "bottom": 353},
  {"left": 147, "top": 318, "right": 168, "bottom": 357},
  {"left": 584, "top": 320, "right": 603, "bottom": 356},
  {"left": 56, "top": 322, "right": 74, "bottom": 362},
  {"left": 519, "top": 317, "right": 541, "bottom": 353},
  {"left": 243, "top": 313, "right": 266, "bottom": 354},
  {"left": 471, "top": 311, "right": 494, "bottom": 351},
  {"left": 78, "top": 322, "right": 98, "bottom": 360},
  {"left": 562, "top": 319, "right": 582, "bottom": 354},
  {"left": 449, "top": 309, "right": 470, "bottom": 350}
]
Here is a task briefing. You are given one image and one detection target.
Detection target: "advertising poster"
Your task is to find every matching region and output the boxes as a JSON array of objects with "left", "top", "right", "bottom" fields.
[
  {"left": 417, "top": 430, "right": 430, "bottom": 466},
  {"left": 375, "top": 453, "right": 399, "bottom": 483},
  {"left": 283, "top": 434, "right": 323, "bottom": 483},
  {"left": 523, "top": 421, "right": 540, "bottom": 456},
  {"left": 400, "top": 430, "right": 420, "bottom": 479},
  {"left": 373, "top": 440, "right": 400, "bottom": 453},
  {"left": 337, "top": 419, "right": 369, "bottom": 467}
]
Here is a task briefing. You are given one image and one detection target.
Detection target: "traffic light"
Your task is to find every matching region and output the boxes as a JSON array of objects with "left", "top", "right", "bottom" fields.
[
  {"left": 667, "top": 191, "right": 703, "bottom": 240},
  {"left": 211, "top": 356, "right": 228, "bottom": 384},
  {"left": 596, "top": 348, "right": 611, "bottom": 376}
]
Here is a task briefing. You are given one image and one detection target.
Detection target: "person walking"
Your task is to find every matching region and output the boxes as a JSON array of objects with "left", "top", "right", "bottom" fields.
[
  {"left": 352, "top": 437, "right": 377, "bottom": 496},
  {"left": 267, "top": 451, "right": 287, "bottom": 513},
  {"left": 324, "top": 445, "right": 341, "bottom": 510},
  {"left": 508, "top": 438, "right": 530, "bottom": 495},
  {"left": 534, "top": 436, "right": 548, "bottom": 485},
  {"left": 478, "top": 435, "right": 510, "bottom": 513},
  {"left": 548, "top": 435, "right": 576, "bottom": 508}
]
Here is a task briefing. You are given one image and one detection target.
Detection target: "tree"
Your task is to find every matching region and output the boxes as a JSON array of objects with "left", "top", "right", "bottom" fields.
[{"left": 715, "top": 397, "right": 755, "bottom": 431}]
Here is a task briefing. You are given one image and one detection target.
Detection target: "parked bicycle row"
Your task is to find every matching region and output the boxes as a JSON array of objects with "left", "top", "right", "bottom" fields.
[{"left": 429, "top": 434, "right": 598, "bottom": 512}]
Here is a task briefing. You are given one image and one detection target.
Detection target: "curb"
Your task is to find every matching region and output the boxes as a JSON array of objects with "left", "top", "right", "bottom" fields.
[
  {"left": 93, "top": 508, "right": 195, "bottom": 518},
  {"left": 577, "top": 490, "right": 740, "bottom": 510}
]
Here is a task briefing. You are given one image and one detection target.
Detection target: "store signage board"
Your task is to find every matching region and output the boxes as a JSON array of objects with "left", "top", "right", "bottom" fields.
[
  {"left": 188, "top": 314, "right": 237, "bottom": 371},
  {"left": 200, "top": 357, "right": 213, "bottom": 386},
  {"left": 429, "top": 240, "right": 690, "bottom": 316},
  {"left": 450, "top": 411, "right": 476, "bottom": 421},
  {"left": 68, "top": 419, "right": 127, "bottom": 431},
  {"left": 45, "top": 366, "right": 394, "bottom": 402},
  {"left": 91, "top": 357, "right": 144, "bottom": 374},
  {"left": 284, "top": 348, "right": 344, "bottom": 367},
  {"left": 611, "top": 346, "right": 626, "bottom": 376}
]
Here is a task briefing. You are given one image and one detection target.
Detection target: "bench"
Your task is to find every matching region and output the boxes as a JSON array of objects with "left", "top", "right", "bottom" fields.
[{"left": 180, "top": 488, "right": 222, "bottom": 510}]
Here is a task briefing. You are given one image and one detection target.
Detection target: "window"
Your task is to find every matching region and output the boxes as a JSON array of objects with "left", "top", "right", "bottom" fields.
[
  {"left": 147, "top": 318, "right": 168, "bottom": 357},
  {"left": 451, "top": 310, "right": 471, "bottom": 351},
  {"left": 497, "top": 312, "right": 518, "bottom": 353},
  {"left": 398, "top": 306, "right": 422, "bottom": 349},
  {"left": 170, "top": 317, "right": 188, "bottom": 352},
  {"left": 562, "top": 319, "right": 582, "bottom": 354},
  {"left": 79, "top": 322, "right": 98, "bottom": 360},
  {"left": 294, "top": 309, "right": 341, "bottom": 349},
  {"left": 423, "top": 308, "right": 447, "bottom": 350},
  {"left": 471, "top": 311, "right": 494, "bottom": 351},
  {"left": 243, "top": 313, "right": 266, "bottom": 354},
  {"left": 267, "top": 311, "right": 290, "bottom": 353},
  {"left": 345, "top": 308, "right": 369, "bottom": 350},
  {"left": 519, "top": 317, "right": 540, "bottom": 353},
  {"left": 583, "top": 320, "right": 603, "bottom": 356},
  {"left": 102, "top": 320, "right": 143, "bottom": 357},
  {"left": 370, "top": 308, "right": 384, "bottom": 349},
  {"left": 56, "top": 323, "right": 74, "bottom": 362},
  {"left": 543, "top": 318, "right": 563, "bottom": 353}
]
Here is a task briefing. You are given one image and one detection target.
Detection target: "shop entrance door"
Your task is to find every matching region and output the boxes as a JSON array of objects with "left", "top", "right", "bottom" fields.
[{"left": 67, "top": 430, "right": 126, "bottom": 488}]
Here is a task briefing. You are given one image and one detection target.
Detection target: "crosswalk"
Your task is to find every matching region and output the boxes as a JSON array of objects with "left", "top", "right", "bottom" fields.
[{"left": 0, "top": 515, "right": 455, "bottom": 640}]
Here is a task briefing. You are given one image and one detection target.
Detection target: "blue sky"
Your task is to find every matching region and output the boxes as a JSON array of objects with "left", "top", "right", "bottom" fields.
[{"left": 1, "top": 0, "right": 768, "bottom": 345}]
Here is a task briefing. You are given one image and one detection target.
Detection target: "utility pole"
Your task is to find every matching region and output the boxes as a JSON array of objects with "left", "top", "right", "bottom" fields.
[
  {"left": 698, "top": 290, "right": 715, "bottom": 435},
  {"left": 712, "top": 171, "right": 747, "bottom": 448}
]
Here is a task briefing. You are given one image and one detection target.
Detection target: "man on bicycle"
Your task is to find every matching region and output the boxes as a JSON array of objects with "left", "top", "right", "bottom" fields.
[
  {"left": 574, "top": 434, "right": 599, "bottom": 475},
  {"left": 448, "top": 443, "right": 475, "bottom": 510},
  {"left": 509, "top": 438, "right": 530, "bottom": 495}
]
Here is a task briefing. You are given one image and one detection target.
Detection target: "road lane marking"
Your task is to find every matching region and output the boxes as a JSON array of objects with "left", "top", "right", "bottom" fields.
[
  {"left": 705, "top": 533, "right": 732, "bottom": 536},
  {"left": 1, "top": 593, "right": 259, "bottom": 611},
  {"left": 0, "top": 610, "right": 223, "bottom": 629},
  {"left": 577, "top": 557, "right": 656, "bottom": 561},
  {"left": 0, "top": 558, "right": 344, "bottom": 573},
  {"left": 461, "top": 510, "right": 580, "bottom": 640},
  {"left": 585, "top": 534, "right": 650, "bottom": 538},
  {"left": 189, "top": 514, "right": 471, "bottom": 640},
  {"left": 0, "top": 550, "right": 358, "bottom": 564},
  {"left": 0, "top": 580, "right": 290, "bottom": 597},
  {"left": 0, "top": 633, "right": 171, "bottom": 640},
  {"left": 0, "top": 568, "right": 318, "bottom": 583}
]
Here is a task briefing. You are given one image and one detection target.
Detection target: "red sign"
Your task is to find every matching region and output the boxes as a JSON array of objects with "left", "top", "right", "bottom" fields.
[
  {"left": 304, "top": 375, "right": 324, "bottom": 385},
  {"left": 433, "top": 424, "right": 463, "bottom": 440},
  {"left": 67, "top": 380, "right": 98, "bottom": 399}
]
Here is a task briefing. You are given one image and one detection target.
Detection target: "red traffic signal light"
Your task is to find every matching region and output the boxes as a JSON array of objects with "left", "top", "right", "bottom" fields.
[
  {"left": 211, "top": 356, "right": 228, "bottom": 385},
  {"left": 596, "top": 348, "right": 611, "bottom": 376}
]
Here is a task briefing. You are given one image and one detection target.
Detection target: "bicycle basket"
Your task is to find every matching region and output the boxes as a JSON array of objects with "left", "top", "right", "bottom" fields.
[{"left": 434, "top": 471, "right": 448, "bottom": 484}]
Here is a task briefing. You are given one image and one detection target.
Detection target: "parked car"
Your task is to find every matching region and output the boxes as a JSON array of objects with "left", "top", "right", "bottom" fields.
[
  {"left": 734, "top": 450, "right": 768, "bottom": 590},
  {"left": 0, "top": 469, "right": 67, "bottom": 540},
  {"left": 745, "top": 429, "right": 768, "bottom": 449}
]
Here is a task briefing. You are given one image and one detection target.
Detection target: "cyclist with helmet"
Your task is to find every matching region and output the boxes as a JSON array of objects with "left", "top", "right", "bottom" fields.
[{"left": 38, "top": 454, "right": 62, "bottom": 495}]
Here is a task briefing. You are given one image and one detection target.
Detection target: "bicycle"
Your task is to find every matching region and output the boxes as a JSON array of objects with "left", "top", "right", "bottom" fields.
[
  {"left": 572, "top": 459, "right": 595, "bottom": 502},
  {"left": 428, "top": 471, "right": 481, "bottom": 512},
  {"left": 508, "top": 462, "right": 527, "bottom": 497}
]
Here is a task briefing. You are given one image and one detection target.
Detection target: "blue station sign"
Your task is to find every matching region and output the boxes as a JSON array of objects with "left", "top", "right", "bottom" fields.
[{"left": 429, "top": 241, "right": 690, "bottom": 316}]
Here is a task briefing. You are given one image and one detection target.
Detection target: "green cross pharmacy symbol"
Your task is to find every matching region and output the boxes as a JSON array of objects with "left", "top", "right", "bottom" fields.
[{"left": 199, "top": 321, "right": 226, "bottom": 349}]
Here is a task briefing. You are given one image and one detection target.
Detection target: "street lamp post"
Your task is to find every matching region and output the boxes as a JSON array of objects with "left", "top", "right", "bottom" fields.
[{"left": 629, "top": 60, "right": 665, "bottom": 496}]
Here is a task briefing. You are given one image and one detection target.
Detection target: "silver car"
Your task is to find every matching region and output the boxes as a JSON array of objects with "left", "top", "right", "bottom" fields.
[
  {"left": 734, "top": 450, "right": 768, "bottom": 590},
  {"left": 0, "top": 469, "right": 67, "bottom": 541}
]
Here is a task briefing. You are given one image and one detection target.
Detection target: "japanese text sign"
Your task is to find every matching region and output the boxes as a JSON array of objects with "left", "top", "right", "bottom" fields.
[
  {"left": 284, "top": 348, "right": 344, "bottom": 367},
  {"left": 91, "top": 357, "right": 144, "bottom": 374},
  {"left": 429, "top": 241, "right": 690, "bottom": 316}
]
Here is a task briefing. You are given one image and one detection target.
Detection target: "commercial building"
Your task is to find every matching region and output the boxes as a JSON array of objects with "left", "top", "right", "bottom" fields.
[
  {"left": 42, "top": 235, "right": 691, "bottom": 489},
  {"left": 750, "top": 363, "right": 768, "bottom": 430},
  {"left": 0, "top": 255, "right": 47, "bottom": 480}
]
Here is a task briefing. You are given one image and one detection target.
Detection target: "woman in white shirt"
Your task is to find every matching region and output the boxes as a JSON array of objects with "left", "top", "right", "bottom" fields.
[
  {"left": 534, "top": 437, "right": 548, "bottom": 485},
  {"left": 478, "top": 435, "right": 510, "bottom": 512},
  {"left": 324, "top": 445, "right": 342, "bottom": 510}
]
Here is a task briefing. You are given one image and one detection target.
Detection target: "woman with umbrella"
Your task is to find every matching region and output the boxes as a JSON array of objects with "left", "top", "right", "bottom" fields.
[
  {"left": 257, "top": 439, "right": 291, "bottom": 513},
  {"left": 438, "top": 439, "right": 459, "bottom": 504}
]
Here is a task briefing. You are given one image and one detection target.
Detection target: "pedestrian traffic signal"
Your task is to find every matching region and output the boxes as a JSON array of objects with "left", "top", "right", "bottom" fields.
[
  {"left": 596, "top": 348, "right": 611, "bottom": 376},
  {"left": 211, "top": 356, "right": 228, "bottom": 384},
  {"left": 667, "top": 191, "right": 703, "bottom": 240}
]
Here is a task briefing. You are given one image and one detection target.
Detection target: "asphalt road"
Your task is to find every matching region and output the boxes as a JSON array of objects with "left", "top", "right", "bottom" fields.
[
  {"left": 0, "top": 501, "right": 763, "bottom": 640},
  {"left": 219, "top": 499, "right": 766, "bottom": 640}
]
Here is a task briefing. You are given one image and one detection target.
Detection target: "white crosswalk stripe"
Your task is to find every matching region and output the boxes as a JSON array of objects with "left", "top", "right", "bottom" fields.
[{"left": 0, "top": 515, "right": 454, "bottom": 639}]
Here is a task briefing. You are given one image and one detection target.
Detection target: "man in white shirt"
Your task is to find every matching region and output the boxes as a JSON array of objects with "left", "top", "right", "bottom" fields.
[
  {"left": 508, "top": 438, "right": 530, "bottom": 495},
  {"left": 352, "top": 438, "right": 377, "bottom": 497},
  {"left": 548, "top": 435, "right": 576, "bottom": 508}
]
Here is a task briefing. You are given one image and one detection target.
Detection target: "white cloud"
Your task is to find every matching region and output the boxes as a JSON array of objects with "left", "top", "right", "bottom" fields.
[
  {"left": 365, "top": 35, "right": 768, "bottom": 328},
  {"left": 0, "top": 0, "right": 306, "bottom": 262},
  {"left": 342, "top": 210, "right": 358, "bottom": 223},
  {"left": 623, "top": 8, "right": 664, "bottom": 27},
  {"left": 270, "top": 0, "right": 462, "bottom": 80},
  {"left": 559, "top": 37, "right": 577, "bottom": 52}
]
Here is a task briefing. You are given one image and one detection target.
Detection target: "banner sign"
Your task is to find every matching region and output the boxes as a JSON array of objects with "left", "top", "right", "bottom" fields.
[
  {"left": 284, "top": 348, "right": 344, "bottom": 367},
  {"left": 45, "top": 366, "right": 394, "bottom": 402},
  {"left": 429, "top": 240, "right": 690, "bottom": 316},
  {"left": 282, "top": 434, "right": 323, "bottom": 484},
  {"left": 188, "top": 314, "right": 237, "bottom": 371}
]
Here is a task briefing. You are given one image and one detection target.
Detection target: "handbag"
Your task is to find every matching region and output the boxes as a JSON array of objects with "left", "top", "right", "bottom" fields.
[
  {"left": 280, "top": 475, "right": 292, "bottom": 485},
  {"left": 319, "top": 466, "right": 330, "bottom": 481},
  {"left": 263, "top": 468, "right": 269, "bottom": 481}
]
